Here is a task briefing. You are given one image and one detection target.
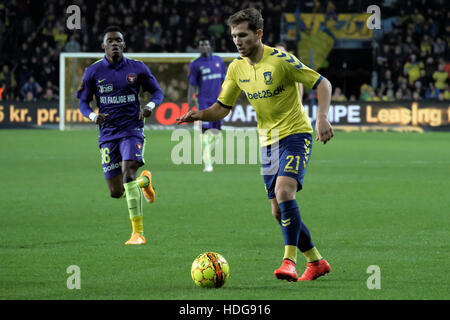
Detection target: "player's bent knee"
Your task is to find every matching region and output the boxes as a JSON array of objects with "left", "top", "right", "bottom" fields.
[
  {"left": 122, "top": 161, "right": 140, "bottom": 183},
  {"left": 275, "top": 188, "right": 295, "bottom": 203}
]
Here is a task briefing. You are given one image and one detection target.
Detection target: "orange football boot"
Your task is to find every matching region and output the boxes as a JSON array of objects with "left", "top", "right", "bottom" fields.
[
  {"left": 140, "top": 170, "right": 155, "bottom": 204},
  {"left": 298, "top": 259, "right": 331, "bottom": 281},
  {"left": 274, "top": 259, "right": 298, "bottom": 282},
  {"left": 125, "top": 232, "right": 146, "bottom": 245}
]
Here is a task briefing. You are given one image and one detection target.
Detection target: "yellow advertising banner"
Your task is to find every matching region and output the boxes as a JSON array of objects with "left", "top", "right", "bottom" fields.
[{"left": 285, "top": 13, "right": 373, "bottom": 40}]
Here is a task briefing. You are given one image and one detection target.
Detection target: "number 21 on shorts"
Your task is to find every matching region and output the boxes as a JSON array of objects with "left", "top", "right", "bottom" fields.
[{"left": 284, "top": 155, "right": 301, "bottom": 174}]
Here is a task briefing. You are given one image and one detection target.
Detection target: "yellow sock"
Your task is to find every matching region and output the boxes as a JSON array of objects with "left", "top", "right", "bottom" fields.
[
  {"left": 283, "top": 245, "right": 297, "bottom": 263},
  {"left": 136, "top": 176, "right": 149, "bottom": 188},
  {"left": 130, "top": 216, "right": 144, "bottom": 234},
  {"left": 303, "top": 247, "right": 323, "bottom": 263}
]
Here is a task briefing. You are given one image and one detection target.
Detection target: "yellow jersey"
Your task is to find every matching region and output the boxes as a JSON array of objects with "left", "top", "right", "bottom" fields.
[{"left": 217, "top": 45, "right": 323, "bottom": 146}]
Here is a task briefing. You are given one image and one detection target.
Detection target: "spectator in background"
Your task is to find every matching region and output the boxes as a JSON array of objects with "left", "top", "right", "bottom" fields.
[
  {"left": 425, "top": 16, "right": 439, "bottom": 39},
  {"left": 208, "top": 15, "right": 225, "bottom": 39},
  {"left": 0, "top": 81, "right": 8, "bottom": 100},
  {"left": 147, "top": 21, "right": 162, "bottom": 46},
  {"left": 380, "top": 44, "right": 394, "bottom": 66},
  {"left": 375, "top": 56, "right": 388, "bottom": 85},
  {"left": 17, "top": 62, "right": 32, "bottom": 91},
  {"left": 420, "top": 35, "right": 432, "bottom": 56},
  {"left": 25, "top": 91, "right": 35, "bottom": 102},
  {"left": 20, "top": 75, "right": 42, "bottom": 101},
  {"left": 413, "top": 80, "right": 424, "bottom": 98},
  {"left": 378, "top": 69, "right": 395, "bottom": 93},
  {"left": 217, "top": 38, "right": 228, "bottom": 52},
  {"left": 168, "top": 8, "right": 181, "bottom": 28},
  {"left": 423, "top": 56, "right": 436, "bottom": 83},
  {"left": 45, "top": 80, "right": 59, "bottom": 96},
  {"left": 359, "top": 84, "right": 371, "bottom": 101},
  {"left": 64, "top": 34, "right": 81, "bottom": 52},
  {"left": 367, "top": 87, "right": 381, "bottom": 101},
  {"left": 400, "top": 82, "right": 412, "bottom": 100},
  {"left": 331, "top": 87, "right": 347, "bottom": 102},
  {"left": 29, "top": 56, "right": 41, "bottom": 78},
  {"left": 51, "top": 21, "right": 68, "bottom": 48},
  {"left": 40, "top": 64, "right": 57, "bottom": 86},
  {"left": 432, "top": 63, "right": 448, "bottom": 91},
  {"left": 424, "top": 82, "right": 438, "bottom": 99},
  {"left": 1, "top": 0, "right": 448, "bottom": 102},
  {"left": 443, "top": 84, "right": 450, "bottom": 100},
  {"left": 395, "top": 88, "right": 404, "bottom": 100},
  {"left": 404, "top": 54, "right": 424, "bottom": 85},
  {"left": 432, "top": 37, "right": 446, "bottom": 57},
  {"left": 43, "top": 87, "right": 57, "bottom": 101},
  {"left": 382, "top": 89, "right": 395, "bottom": 101},
  {"left": 198, "top": 9, "right": 210, "bottom": 32},
  {"left": 444, "top": 59, "right": 450, "bottom": 79},
  {"left": 174, "top": 36, "right": 184, "bottom": 53},
  {"left": 20, "top": 42, "right": 32, "bottom": 62},
  {"left": 0, "top": 64, "right": 17, "bottom": 100},
  {"left": 412, "top": 90, "right": 422, "bottom": 101}
]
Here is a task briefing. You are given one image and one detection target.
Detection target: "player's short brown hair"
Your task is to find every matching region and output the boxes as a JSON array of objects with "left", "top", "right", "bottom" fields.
[{"left": 227, "top": 8, "right": 264, "bottom": 32}]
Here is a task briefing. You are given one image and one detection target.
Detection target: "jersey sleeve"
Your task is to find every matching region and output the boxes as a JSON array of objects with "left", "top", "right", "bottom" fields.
[
  {"left": 187, "top": 61, "right": 199, "bottom": 87},
  {"left": 76, "top": 67, "right": 95, "bottom": 102},
  {"left": 139, "top": 62, "right": 164, "bottom": 105},
  {"left": 217, "top": 63, "right": 241, "bottom": 109},
  {"left": 283, "top": 54, "right": 323, "bottom": 89}
]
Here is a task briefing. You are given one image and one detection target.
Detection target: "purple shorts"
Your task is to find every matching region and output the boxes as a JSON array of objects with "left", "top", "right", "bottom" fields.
[{"left": 99, "top": 136, "right": 145, "bottom": 179}]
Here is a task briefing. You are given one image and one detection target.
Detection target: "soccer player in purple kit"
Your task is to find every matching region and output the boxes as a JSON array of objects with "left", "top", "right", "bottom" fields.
[
  {"left": 187, "top": 37, "right": 226, "bottom": 172},
  {"left": 77, "top": 26, "right": 164, "bottom": 245}
]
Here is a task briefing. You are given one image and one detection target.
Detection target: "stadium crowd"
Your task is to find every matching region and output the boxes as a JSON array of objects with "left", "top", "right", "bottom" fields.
[
  {"left": 358, "top": 0, "right": 450, "bottom": 102},
  {"left": 0, "top": 0, "right": 448, "bottom": 102}
]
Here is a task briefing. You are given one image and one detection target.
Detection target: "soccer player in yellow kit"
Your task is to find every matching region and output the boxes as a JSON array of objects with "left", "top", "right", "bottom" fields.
[{"left": 177, "top": 8, "right": 334, "bottom": 282}]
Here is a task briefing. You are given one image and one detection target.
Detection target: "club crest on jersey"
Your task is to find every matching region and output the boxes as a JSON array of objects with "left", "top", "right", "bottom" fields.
[
  {"left": 264, "top": 71, "right": 273, "bottom": 85},
  {"left": 127, "top": 73, "right": 137, "bottom": 84},
  {"left": 136, "top": 142, "right": 142, "bottom": 150}
]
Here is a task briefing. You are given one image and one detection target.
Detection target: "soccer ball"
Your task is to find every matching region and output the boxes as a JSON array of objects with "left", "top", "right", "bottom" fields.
[{"left": 191, "top": 252, "right": 230, "bottom": 288}]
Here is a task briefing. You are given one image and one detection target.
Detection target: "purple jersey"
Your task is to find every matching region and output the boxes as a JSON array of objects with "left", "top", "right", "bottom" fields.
[
  {"left": 188, "top": 55, "right": 226, "bottom": 110},
  {"left": 77, "top": 56, "right": 163, "bottom": 144}
]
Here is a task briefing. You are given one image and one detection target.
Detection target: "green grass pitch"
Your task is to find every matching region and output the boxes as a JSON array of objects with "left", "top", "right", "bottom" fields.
[{"left": 0, "top": 129, "right": 449, "bottom": 300}]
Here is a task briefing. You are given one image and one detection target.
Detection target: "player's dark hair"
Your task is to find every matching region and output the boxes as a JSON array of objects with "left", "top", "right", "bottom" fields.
[
  {"left": 227, "top": 8, "right": 264, "bottom": 32},
  {"left": 199, "top": 36, "right": 210, "bottom": 42},
  {"left": 103, "top": 26, "right": 125, "bottom": 37}
]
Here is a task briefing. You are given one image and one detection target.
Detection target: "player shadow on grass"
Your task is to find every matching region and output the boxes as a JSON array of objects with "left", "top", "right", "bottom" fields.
[
  {"left": 1, "top": 240, "right": 88, "bottom": 249},
  {"left": 221, "top": 280, "right": 340, "bottom": 291}
]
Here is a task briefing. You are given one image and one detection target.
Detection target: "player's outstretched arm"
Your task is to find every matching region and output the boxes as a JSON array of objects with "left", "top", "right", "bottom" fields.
[
  {"left": 176, "top": 102, "right": 231, "bottom": 124},
  {"left": 315, "top": 77, "right": 334, "bottom": 144}
]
